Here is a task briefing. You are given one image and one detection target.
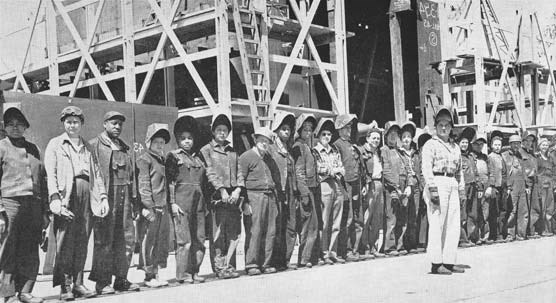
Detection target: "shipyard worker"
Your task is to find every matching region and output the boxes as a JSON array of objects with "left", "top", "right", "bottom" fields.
[
  {"left": 291, "top": 114, "right": 320, "bottom": 267},
  {"left": 360, "top": 123, "right": 385, "bottom": 258},
  {"left": 88, "top": 111, "right": 140, "bottom": 294},
  {"left": 313, "top": 118, "right": 345, "bottom": 265},
  {"left": 166, "top": 117, "right": 207, "bottom": 284},
  {"left": 415, "top": 129, "right": 432, "bottom": 251},
  {"left": 136, "top": 123, "right": 171, "bottom": 287},
  {"left": 470, "top": 134, "right": 493, "bottom": 244},
  {"left": 399, "top": 121, "right": 421, "bottom": 253},
  {"left": 521, "top": 131, "right": 540, "bottom": 238},
  {"left": 0, "top": 108, "right": 48, "bottom": 303},
  {"left": 44, "top": 106, "right": 108, "bottom": 300},
  {"left": 457, "top": 127, "right": 480, "bottom": 247},
  {"left": 240, "top": 127, "right": 279, "bottom": 275},
  {"left": 421, "top": 107, "right": 465, "bottom": 275},
  {"left": 486, "top": 131, "right": 507, "bottom": 242},
  {"left": 199, "top": 113, "right": 243, "bottom": 279},
  {"left": 269, "top": 111, "right": 298, "bottom": 270},
  {"left": 537, "top": 138, "right": 556, "bottom": 236},
  {"left": 502, "top": 135, "right": 529, "bottom": 241},
  {"left": 381, "top": 121, "right": 408, "bottom": 256},
  {"left": 333, "top": 113, "right": 364, "bottom": 262}
]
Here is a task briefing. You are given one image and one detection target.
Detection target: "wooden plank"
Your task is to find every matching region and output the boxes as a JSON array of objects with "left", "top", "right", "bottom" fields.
[
  {"left": 270, "top": 0, "right": 321, "bottom": 111},
  {"left": 146, "top": 0, "right": 217, "bottom": 109},
  {"left": 46, "top": 0, "right": 60, "bottom": 95},
  {"left": 334, "top": 0, "right": 349, "bottom": 114},
  {"left": 12, "top": 0, "right": 42, "bottom": 93},
  {"left": 389, "top": 11, "right": 405, "bottom": 121},
  {"left": 53, "top": 0, "right": 116, "bottom": 101},
  {"left": 269, "top": 55, "right": 337, "bottom": 70},
  {"left": 121, "top": 0, "right": 137, "bottom": 103}
]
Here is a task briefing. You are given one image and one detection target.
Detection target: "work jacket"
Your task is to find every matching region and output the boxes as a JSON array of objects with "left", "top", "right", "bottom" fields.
[
  {"left": 44, "top": 133, "right": 107, "bottom": 217},
  {"left": 136, "top": 150, "right": 167, "bottom": 209},
  {"left": 380, "top": 145, "right": 407, "bottom": 192},
  {"left": 89, "top": 132, "right": 137, "bottom": 202},
  {"left": 360, "top": 145, "right": 382, "bottom": 184},
  {"left": 502, "top": 149, "right": 528, "bottom": 190},
  {"left": 461, "top": 151, "right": 479, "bottom": 185},
  {"left": 472, "top": 151, "right": 489, "bottom": 191},
  {"left": 270, "top": 137, "right": 297, "bottom": 194},
  {"left": 292, "top": 138, "right": 317, "bottom": 196},
  {"left": 199, "top": 139, "right": 244, "bottom": 192},
  {"left": 537, "top": 152, "right": 556, "bottom": 187},
  {"left": 239, "top": 148, "right": 276, "bottom": 191},
  {"left": 487, "top": 152, "right": 507, "bottom": 188},
  {"left": 520, "top": 147, "right": 537, "bottom": 186}
]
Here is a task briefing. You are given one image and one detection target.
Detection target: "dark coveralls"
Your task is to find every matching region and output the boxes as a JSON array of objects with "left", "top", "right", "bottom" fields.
[
  {"left": 380, "top": 145, "right": 408, "bottom": 253},
  {"left": 460, "top": 151, "right": 480, "bottom": 243},
  {"left": 269, "top": 141, "right": 298, "bottom": 268},
  {"left": 537, "top": 152, "right": 556, "bottom": 234},
  {"left": 472, "top": 151, "right": 490, "bottom": 241},
  {"left": 521, "top": 148, "right": 539, "bottom": 236},
  {"left": 333, "top": 138, "right": 363, "bottom": 257},
  {"left": 136, "top": 151, "right": 170, "bottom": 275},
  {"left": 0, "top": 137, "right": 46, "bottom": 298},
  {"left": 360, "top": 146, "right": 384, "bottom": 254},
  {"left": 239, "top": 148, "right": 278, "bottom": 270},
  {"left": 89, "top": 134, "right": 137, "bottom": 286},
  {"left": 292, "top": 138, "right": 319, "bottom": 265},
  {"left": 502, "top": 149, "right": 530, "bottom": 238},
  {"left": 166, "top": 150, "right": 206, "bottom": 278},
  {"left": 399, "top": 148, "right": 421, "bottom": 251},
  {"left": 199, "top": 140, "right": 244, "bottom": 273},
  {"left": 487, "top": 152, "right": 507, "bottom": 240}
]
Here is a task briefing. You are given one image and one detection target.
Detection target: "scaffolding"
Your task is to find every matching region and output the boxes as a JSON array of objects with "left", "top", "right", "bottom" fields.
[{"left": 0, "top": 0, "right": 351, "bottom": 132}]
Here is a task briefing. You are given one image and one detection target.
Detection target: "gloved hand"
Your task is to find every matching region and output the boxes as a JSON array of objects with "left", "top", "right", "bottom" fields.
[
  {"left": 51, "top": 199, "right": 75, "bottom": 221},
  {"left": 478, "top": 190, "right": 484, "bottom": 199},
  {"left": 0, "top": 215, "right": 5, "bottom": 235},
  {"left": 220, "top": 188, "right": 231, "bottom": 204},
  {"left": 403, "top": 186, "right": 412, "bottom": 197},
  {"left": 459, "top": 189, "right": 467, "bottom": 203},
  {"left": 485, "top": 187, "right": 492, "bottom": 198},
  {"left": 142, "top": 208, "right": 156, "bottom": 222},
  {"left": 429, "top": 186, "right": 440, "bottom": 205},
  {"left": 390, "top": 190, "right": 400, "bottom": 206},
  {"left": 171, "top": 204, "right": 184, "bottom": 217},
  {"left": 525, "top": 188, "right": 531, "bottom": 195},
  {"left": 99, "top": 197, "right": 110, "bottom": 217},
  {"left": 361, "top": 184, "right": 368, "bottom": 196}
]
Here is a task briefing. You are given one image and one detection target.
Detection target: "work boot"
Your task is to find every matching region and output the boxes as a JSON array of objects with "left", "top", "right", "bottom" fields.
[
  {"left": 444, "top": 264, "right": 465, "bottom": 273},
  {"left": 372, "top": 250, "right": 386, "bottom": 258},
  {"left": 60, "top": 275, "right": 74, "bottom": 301},
  {"left": 398, "top": 250, "right": 408, "bottom": 255},
  {"left": 95, "top": 283, "right": 115, "bottom": 295},
  {"left": 504, "top": 235, "right": 514, "bottom": 242},
  {"left": 329, "top": 255, "right": 345, "bottom": 264},
  {"left": 192, "top": 274, "right": 205, "bottom": 283},
  {"left": 386, "top": 250, "right": 399, "bottom": 257},
  {"left": 18, "top": 293, "right": 44, "bottom": 303},
  {"left": 345, "top": 252, "right": 359, "bottom": 262},
  {"left": 113, "top": 278, "right": 140, "bottom": 292},
  {"left": 515, "top": 235, "right": 525, "bottom": 241},
  {"left": 287, "top": 263, "right": 298, "bottom": 270},
  {"left": 495, "top": 236, "right": 505, "bottom": 243},
  {"left": 263, "top": 267, "right": 277, "bottom": 274},
  {"left": 431, "top": 264, "right": 452, "bottom": 275},
  {"left": 5, "top": 296, "right": 22, "bottom": 303},
  {"left": 72, "top": 285, "right": 96, "bottom": 298},
  {"left": 323, "top": 257, "right": 334, "bottom": 265},
  {"left": 177, "top": 273, "right": 194, "bottom": 284},
  {"left": 145, "top": 274, "right": 168, "bottom": 288},
  {"left": 217, "top": 266, "right": 240, "bottom": 279},
  {"left": 247, "top": 268, "right": 261, "bottom": 276},
  {"left": 299, "top": 262, "right": 313, "bottom": 268},
  {"left": 541, "top": 231, "right": 553, "bottom": 237},
  {"left": 459, "top": 242, "right": 473, "bottom": 248}
]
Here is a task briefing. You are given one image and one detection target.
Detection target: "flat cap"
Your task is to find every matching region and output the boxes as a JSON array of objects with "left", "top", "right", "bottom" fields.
[
  {"left": 254, "top": 127, "right": 274, "bottom": 141},
  {"left": 104, "top": 111, "right": 126, "bottom": 122},
  {"left": 334, "top": 113, "right": 357, "bottom": 130},
  {"left": 60, "top": 105, "right": 84, "bottom": 122}
]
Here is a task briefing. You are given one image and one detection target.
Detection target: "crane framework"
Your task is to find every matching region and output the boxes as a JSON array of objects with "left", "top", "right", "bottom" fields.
[
  {"left": 433, "top": 0, "right": 556, "bottom": 136},
  {"left": 0, "top": 0, "right": 351, "bottom": 132}
]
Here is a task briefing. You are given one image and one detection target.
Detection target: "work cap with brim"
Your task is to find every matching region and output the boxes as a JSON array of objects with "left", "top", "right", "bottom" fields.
[
  {"left": 3, "top": 107, "right": 30, "bottom": 128},
  {"left": 367, "top": 120, "right": 382, "bottom": 136},
  {"left": 334, "top": 113, "right": 357, "bottom": 130},
  {"left": 509, "top": 134, "right": 522, "bottom": 143},
  {"left": 314, "top": 118, "right": 335, "bottom": 136},
  {"left": 211, "top": 113, "right": 232, "bottom": 132},
  {"left": 538, "top": 138, "right": 549, "bottom": 149},
  {"left": 273, "top": 110, "right": 296, "bottom": 132},
  {"left": 60, "top": 105, "right": 84, "bottom": 122},
  {"left": 435, "top": 107, "right": 454, "bottom": 125},
  {"left": 174, "top": 116, "right": 199, "bottom": 139},
  {"left": 254, "top": 127, "right": 274, "bottom": 142},
  {"left": 384, "top": 121, "right": 401, "bottom": 136},
  {"left": 401, "top": 121, "right": 416, "bottom": 138},
  {"left": 458, "top": 127, "right": 476, "bottom": 142},
  {"left": 522, "top": 130, "right": 537, "bottom": 141},
  {"left": 295, "top": 113, "right": 317, "bottom": 134},
  {"left": 473, "top": 133, "right": 487, "bottom": 144},
  {"left": 145, "top": 123, "right": 170, "bottom": 144},
  {"left": 104, "top": 111, "right": 126, "bottom": 122}
]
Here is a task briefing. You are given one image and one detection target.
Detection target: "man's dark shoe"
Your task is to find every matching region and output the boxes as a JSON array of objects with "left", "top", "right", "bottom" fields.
[
  {"left": 505, "top": 235, "right": 514, "bottom": 242},
  {"left": 515, "top": 235, "right": 525, "bottom": 241},
  {"left": 333, "top": 256, "right": 346, "bottom": 264},
  {"left": 263, "top": 267, "right": 277, "bottom": 274},
  {"left": 372, "top": 251, "right": 386, "bottom": 258},
  {"left": 287, "top": 263, "right": 298, "bottom": 270},
  {"left": 444, "top": 264, "right": 465, "bottom": 273},
  {"left": 299, "top": 262, "right": 312, "bottom": 268},
  {"left": 177, "top": 273, "right": 194, "bottom": 284},
  {"left": 323, "top": 257, "right": 334, "bottom": 265},
  {"left": 114, "top": 279, "right": 140, "bottom": 292},
  {"left": 398, "top": 250, "right": 408, "bottom": 255},
  {"left": 541, "top": 231, "right": 554, "bottom": 237},
  {"left": 72, "top": 285, "right": 96, "bottom": 298},
  {"left": 19, "top": 293, "right": 44, "bottom": 303},
  {"left": 346, "top": 252, "right": 359, "bottom": 262},
  {"left": 95, "top": 284, "right": 115, "bottom": 295},
  {"left": 431, "top": 264, "right": 452, "bottom": 275},
  {"left": 386, "top": 250, "right": 399, "bottom": 257},
  {"left": 247, "top": 268, "right": 261, "bottom": 276}
]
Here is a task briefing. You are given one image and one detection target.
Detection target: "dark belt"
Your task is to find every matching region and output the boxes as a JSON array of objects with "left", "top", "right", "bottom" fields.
[
  {"left": 74, "top": 175, "right": 89, "bottom": 182},
  {"left": 433, "top": 172, "right": 455, "bottom": 178},
  {"left": 248, "top": 188, "right": 275, "bottom": 194},
  {"left": 372, "top": 178, "right": 382, "bottom": 181}
]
